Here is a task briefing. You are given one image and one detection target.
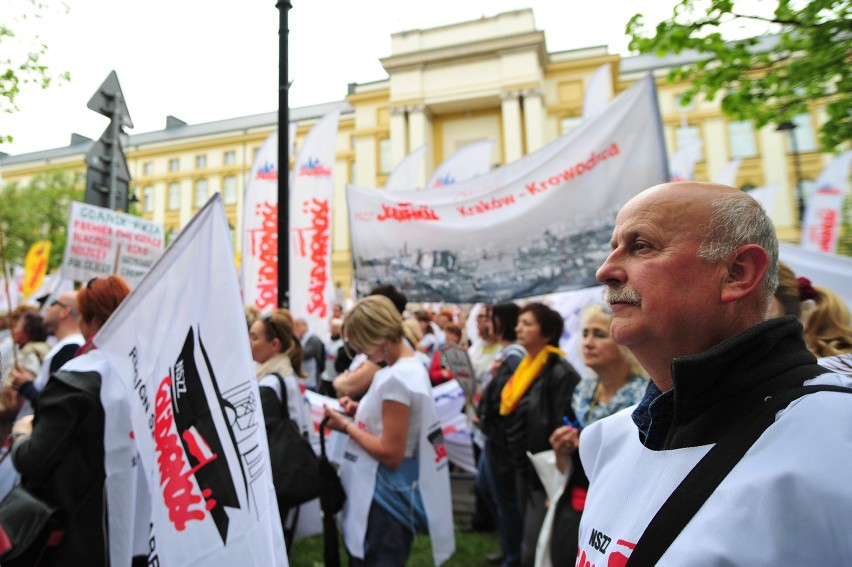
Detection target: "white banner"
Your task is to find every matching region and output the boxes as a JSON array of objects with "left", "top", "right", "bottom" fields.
[
  {"left": 347, "top": 75, "right": 667, "bottom": 303},
  {"left": 582, "top": 63, "right": 613, "bottom": 120},
  {"left": 780, "top": 241, "right": 852, "bottom": 312},
  {"left": 95, "top": 194, "right": 287, "bottom": 566},
  {"left": 425, "top": 140, "right": 495, "bottom": 190},
  {"left": 241, "top": 132, "right": 279, "bottom": 314},
  {"left": 801, "top": 151, "right": 852, "bottom": 254},
  {"left": 60, "top": 201, "right": 165, "bottom": 288},
  {"left": 713, "top": 158, "right": 742, "bottom": 187},
  {"left": 288, "top": 109, "right": 340, "bottom": 333},
  {"left": 669, "top": 138, "right": 702, "bottom": 181},
  {"left": 385, "top": 145, "right": 426, "bottom": 191},
  {"left": 0, "top": 264, "right": 20, "bottom": 313},
  {"left": 746, "top": 183, "right": 779, "bottom": 218}
]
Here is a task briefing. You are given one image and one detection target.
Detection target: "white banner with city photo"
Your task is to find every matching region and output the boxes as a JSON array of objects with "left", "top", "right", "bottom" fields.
[{"left": 346, "top": 75, "right": 668, "bottom": 303}]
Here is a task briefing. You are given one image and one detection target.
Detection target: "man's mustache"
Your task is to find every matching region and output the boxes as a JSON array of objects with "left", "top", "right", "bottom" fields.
[{"left": 604, "top": 286, "right": 641, "bottom": 305}]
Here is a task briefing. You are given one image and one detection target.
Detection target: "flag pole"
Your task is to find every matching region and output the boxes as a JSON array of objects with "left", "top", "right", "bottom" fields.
[
  {"left": 0, "top": 229, "right": 19, "bottom": 369},
  {"left": 276, "top": 0, "right": 292, "bottom": 308}
]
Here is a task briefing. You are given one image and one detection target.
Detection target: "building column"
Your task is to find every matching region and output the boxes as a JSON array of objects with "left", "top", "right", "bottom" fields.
[
  {"left": 389, "top": 106, "right": 408, "bottom": 171},
  {"left": 759, "top": 125, "right": 794, "bottom": 227},
  {"left": 501, "top": 90, "right": 524, "bottom": 163},
  {"left": 407, "top": 104, "right": 432, "bottom": 187},
  {"left": 522, "top": 88, "right": 546, "bottom": 154}
]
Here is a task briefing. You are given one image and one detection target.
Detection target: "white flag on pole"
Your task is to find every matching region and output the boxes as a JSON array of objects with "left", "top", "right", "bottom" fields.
[
  {"left": 583, "top": 63, "right": 613, "bottom": 120},
  {"left": 713, "top": 158, "right": 742, "bottom": 187},
  {"left": 669, "top": 138, "right": 703, "bottom": 181},
  {"left": 746, "top": 183, "right": 779, "bottom": 217},
  {"left": 425, "top": 140, "right": 495, "bottom": 190},
  {"left": 289, "top": 109, "right": 340, "bottom": 333},
  {"left": 96, "top": 194, "right": 287, "bottom": 566},
  {"left": 241, "top": 132, "right": 279, "bottom": 314},
  {"left": 801, "top": 151, "right": 852, "bottom": 254},
  {"left": 385, "top": 145, "right": 426, "bottom": 191}
]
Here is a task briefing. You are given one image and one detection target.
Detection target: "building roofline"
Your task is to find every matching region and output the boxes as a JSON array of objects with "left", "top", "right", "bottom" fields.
[{"left": 0, "top": 100, "right": 351, "bottom": 165}]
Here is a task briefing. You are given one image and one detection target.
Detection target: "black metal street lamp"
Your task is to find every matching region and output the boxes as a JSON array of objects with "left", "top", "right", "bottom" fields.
[
  {"left": 276, "top": 0, "right": 292, "bottom": 308},
  {"left": 776, "top": 121, "right": 805, "bottom": 224}
]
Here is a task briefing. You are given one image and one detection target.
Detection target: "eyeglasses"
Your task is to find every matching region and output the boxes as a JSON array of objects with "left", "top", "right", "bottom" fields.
[{"left": 50, "top": 299, "right": 78, "bottom": 317}]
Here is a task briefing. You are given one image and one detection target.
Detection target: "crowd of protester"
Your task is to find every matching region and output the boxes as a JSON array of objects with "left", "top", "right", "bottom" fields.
[{"left": 2, "top": 182, "right": 852, "bottom": 566}]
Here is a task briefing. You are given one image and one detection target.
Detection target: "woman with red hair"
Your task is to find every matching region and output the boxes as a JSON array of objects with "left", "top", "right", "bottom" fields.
[{"left": 9, "top": 275, "right": 130, "bottom": 566}]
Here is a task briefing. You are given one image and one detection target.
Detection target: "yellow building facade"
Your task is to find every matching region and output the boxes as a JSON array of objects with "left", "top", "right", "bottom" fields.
[{"left": 0, "top": 9, "right": 835, "bottom": 293}]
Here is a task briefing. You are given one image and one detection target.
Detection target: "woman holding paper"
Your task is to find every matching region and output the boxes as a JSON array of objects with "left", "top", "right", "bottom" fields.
[
  {"left": 322, "top": 295, "right": 455, "bottom": 566},
  {"left": 546, "top": 303, "right": 647, "bottom": 565},
  {"left": 9, "top": 275, "right": 130, "bottom": 567},
  {"left": 500, "top": 302, "right": 581, "bottom": 567}
]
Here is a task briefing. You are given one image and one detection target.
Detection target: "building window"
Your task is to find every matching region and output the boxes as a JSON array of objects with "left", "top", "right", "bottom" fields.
[
  {"left": 194, "top": 178, "right": 208, "bottom": 208},
  {"left": 253, "top": 147, "right": 260, "bottom": 162},
  {"left": 675, "top": 94, "right": 695, "bottom": 111},
  {"left": 195, "top": 154, "right": 207, "bottom": 169},
  {"left": 143, "top": 185, "right": 154, "bottom": 213},
  {"left": 223, "top": 175, "right": 238, "bottom": 205},
  {"left": 168, "top": 158, "right": 180, "bottom": 172},
  {"left": 168, "top": 182, "right": 180, "bottom": 210},
  {"left": 350, "top": 161, "right": 357, "bottom": 186},
  {"left": 561, "top": 116, "right": 582, "bottom": 136},
  {"left": 143, "top": 161, "right": 154, "bottom": 176},
  {"left": 675, "top": 125, "right": 703, "bottom": 157},
  {"left": 791, "top": 113, "right": 817, "bottom": 153},
  {"left": 728, "top": 120, "right": 757, "bottom": 158},
  {"left": 378, "top": 139, "right": 392, "bottom": 174},
  {"left": 223, "top": 150, "right": 236, "bottom": 166}
]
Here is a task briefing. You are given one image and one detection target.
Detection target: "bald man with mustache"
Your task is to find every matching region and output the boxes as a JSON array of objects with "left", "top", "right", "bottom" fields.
[{"left": 572, "top": 182, "right": 852, "bottom": 566}]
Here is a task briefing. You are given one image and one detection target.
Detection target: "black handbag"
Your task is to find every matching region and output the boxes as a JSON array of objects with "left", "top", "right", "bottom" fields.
[
  {"left": 266, "top": 374, "right": 321, "bottom": 509},
  {"left": 0, "top": 482, "right": 64, "bottom": 566}
]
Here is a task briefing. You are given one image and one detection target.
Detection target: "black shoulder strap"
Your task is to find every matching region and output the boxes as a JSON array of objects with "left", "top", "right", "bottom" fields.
[
  {"left": 626, "top": 384, "right": 852, "bottom": 566},
  {"left": 270, "top": 372, "right": 291, "bottom": 421}
]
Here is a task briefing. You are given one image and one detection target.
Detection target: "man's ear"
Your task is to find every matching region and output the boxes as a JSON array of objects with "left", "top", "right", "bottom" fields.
[{"left": 720, "top": 244, "right": 770, "bottom": 303}]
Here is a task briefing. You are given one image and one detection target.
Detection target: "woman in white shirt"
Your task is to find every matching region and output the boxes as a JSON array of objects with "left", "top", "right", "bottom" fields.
[{"left": 324, "top": 295, "right": 455, "bottom": 566}]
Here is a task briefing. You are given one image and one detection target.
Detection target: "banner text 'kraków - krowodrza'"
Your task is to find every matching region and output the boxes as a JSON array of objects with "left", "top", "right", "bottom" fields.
[{"left": 347, "top": 75, "right": 668, "bottom": 303}]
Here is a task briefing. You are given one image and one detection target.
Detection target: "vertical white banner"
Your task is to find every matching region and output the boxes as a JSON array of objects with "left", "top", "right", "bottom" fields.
[
  {"left": 583, "top": 63, "right": 613, "bottom": 120},
  {"left": 96, "top": 194, "right": 287, "bottom": 566},
  {"left": 801, "top": 151, "right": 852, "bottom": 254},
  {"left": 241, "top": 132, "right": 279, "bottom": 314},
  {"left": 746, "top": 183, "right": 779, "bottom": 217},
  {"left": 385, "top": 145, "right": 426, "bottom": 191},
  {"left": 425, "top": 140, "right": 495, "bottom": 190},
  {"left": 669, "top": 139, "right": 703, "bottom": 181},
  {"left": 713, "top": 158, "right": 742, "bottom": 187},
  {"left": 288, "top": 109, "right": 341, "bottom": 332}
]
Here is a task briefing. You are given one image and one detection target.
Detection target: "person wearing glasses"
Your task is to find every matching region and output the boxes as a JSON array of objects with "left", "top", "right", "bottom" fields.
[
  {"left": 323, "top": 295, "right": 455, "bottom": 566},
  {"left": 9, "top": 275, "right": 130, "bottom": 566},
  {"left": 9, "top": 291, "right": 84, "bottom": 416}
]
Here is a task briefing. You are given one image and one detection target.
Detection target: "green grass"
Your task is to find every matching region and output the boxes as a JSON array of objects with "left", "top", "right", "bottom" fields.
[{"left": 290, "top": 518, "right": 501, "bottom": 566}]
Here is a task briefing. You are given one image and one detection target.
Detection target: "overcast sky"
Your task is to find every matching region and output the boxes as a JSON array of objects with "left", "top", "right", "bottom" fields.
[{"left": 2, "top": 0, "right": 773, "bottom": 156}]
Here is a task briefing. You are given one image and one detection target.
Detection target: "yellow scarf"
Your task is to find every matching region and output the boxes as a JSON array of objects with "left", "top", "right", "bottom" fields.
[{"left": 499, "top": 345, "right": 565, "bottom": 415}]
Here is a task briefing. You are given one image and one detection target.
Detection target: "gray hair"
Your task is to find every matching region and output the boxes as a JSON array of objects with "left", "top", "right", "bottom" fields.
[{"left": 697, "top": 194, "right": 779, "bottom": 309}]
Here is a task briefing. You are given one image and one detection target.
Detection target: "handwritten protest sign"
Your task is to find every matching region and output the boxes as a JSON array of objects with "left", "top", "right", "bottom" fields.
[{"left": 61, "top": 201, "right": 165, "bottom": 288}]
